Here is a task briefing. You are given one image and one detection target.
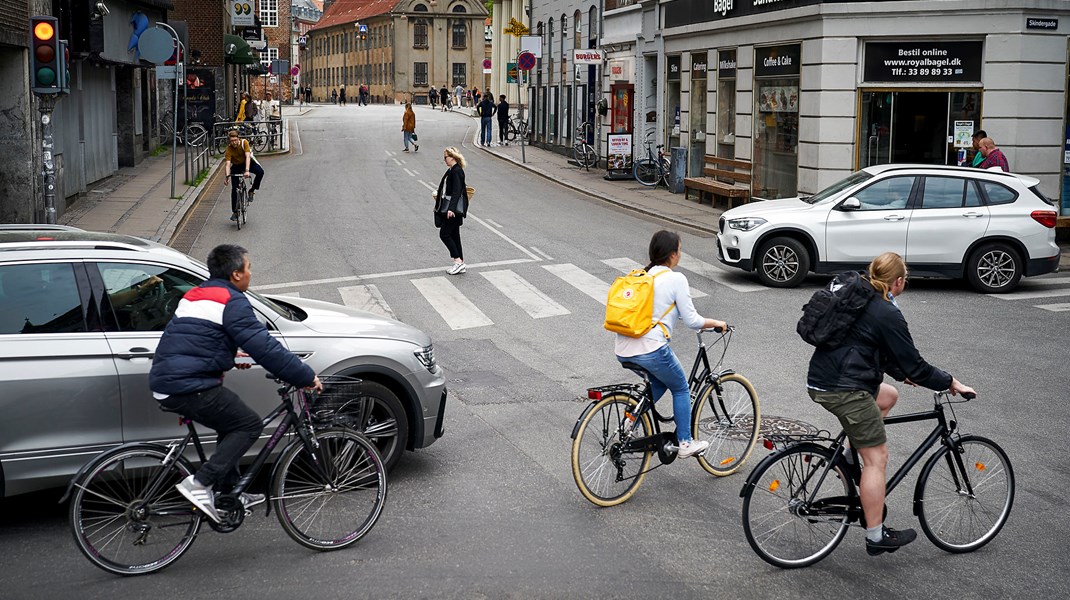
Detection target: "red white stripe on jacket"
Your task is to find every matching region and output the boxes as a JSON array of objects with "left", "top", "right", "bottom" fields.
[{"left": 173, "top": 286, "right": 231, "bottom": 324}]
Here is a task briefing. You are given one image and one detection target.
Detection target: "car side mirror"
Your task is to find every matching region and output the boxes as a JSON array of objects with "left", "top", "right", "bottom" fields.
[{"left": 839, "top": 197, "right": 861, "bottom": 211}]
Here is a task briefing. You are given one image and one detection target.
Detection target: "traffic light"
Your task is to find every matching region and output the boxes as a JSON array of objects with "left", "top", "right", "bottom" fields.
[
  {"left": 30, "top": 16, "right": 62, "bottom": 94},
  {"left": 58, "top": 39, "right": 70, "bottom": 93}
]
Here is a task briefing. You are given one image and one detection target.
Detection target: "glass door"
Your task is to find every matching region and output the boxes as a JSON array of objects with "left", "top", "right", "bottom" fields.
[{"left": 859, "top": 90, "right": 982, "bottom": 168}]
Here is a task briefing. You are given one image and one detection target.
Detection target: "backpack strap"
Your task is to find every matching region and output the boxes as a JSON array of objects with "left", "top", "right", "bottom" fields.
[{"left": 650, "top": 269, "right": 675, "bottom": 340}]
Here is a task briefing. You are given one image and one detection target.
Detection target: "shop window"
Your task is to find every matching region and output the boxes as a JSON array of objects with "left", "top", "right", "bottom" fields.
[
  {"left": 717, "top": 49, "right": 736, "bottom": 159},
  {"left": 753, "top": 44, "right": 800, "bottom": 198}
]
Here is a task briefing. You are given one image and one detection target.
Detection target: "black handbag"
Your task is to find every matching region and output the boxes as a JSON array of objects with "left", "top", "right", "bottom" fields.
[{"left": 411, "top": 132, "right": 418, "bottom": 142}]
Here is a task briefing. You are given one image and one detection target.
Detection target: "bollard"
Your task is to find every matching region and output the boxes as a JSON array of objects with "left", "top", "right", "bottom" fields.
[{"left": 669, "top": 147, "right": 688, "bottom": 194}]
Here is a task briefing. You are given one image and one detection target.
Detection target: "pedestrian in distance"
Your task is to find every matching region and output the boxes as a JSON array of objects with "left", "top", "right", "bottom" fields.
[
  {"left": 440, "top": 85, "right": 450, "bottom": 111},
  {"left": 477, "top": 93, "right": 496, "bottom": 146},
  {"left": 359, "top": 83, "right": 369, "bottom": 106},
  {"left": 235, "top": 92, "right": 256, "bottom": 122},
  {"left": 464, "top": 89, "right": 472, "bottom": 108},
  {"left": 454, "top": 83, "right": 465, "bottom": 109},
  {"left": 331, "top": 88, "right": 337, "bottom": 104},
  {"left": 402, "top": 102, "right": 419, "bottom": 153},
  {"left": 496, "top": 94, "right": 510, "bottom": 146},
  {"left": 977, "top": 137, "right": 1010, "bottom": 172},
  {"left": 223, "top": 129, "right": 264, "bottom": 221},
  {"left": 338, "top": 85, "right": 347, "bottom": 106},
  {"left": 428, "top": 85, "right": 437, "bottom": 109},
  {"left": 613, "top": 230, "right": 726, "bottom": 459},
  {"left": 472, "top": 86, "right": 481, "bottom": 108},
  {"left": 969, "top": 129, "right": 987, "bottom": 167},
  {"left": 433, "top": 146, "right": 470, "bottom": 275},
  {"left": 150, "top": 244, "right": 322, "bottom": 524},
  {"left": 806, "top": 252, "right": 975, "bottom": 557}
]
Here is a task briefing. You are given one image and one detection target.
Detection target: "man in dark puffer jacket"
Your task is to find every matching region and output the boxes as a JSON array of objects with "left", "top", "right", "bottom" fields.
[{"left": 150, "top": 244, "right": 321, "bottom": 523}]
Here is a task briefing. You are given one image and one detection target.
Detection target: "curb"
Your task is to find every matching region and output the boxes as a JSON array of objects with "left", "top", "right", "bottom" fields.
[
  {"left": 478, "top": 145, "right": 718, "bottom": 236},
  {"left": 164, "top": 158, "right": 225, "bottom": 246}
]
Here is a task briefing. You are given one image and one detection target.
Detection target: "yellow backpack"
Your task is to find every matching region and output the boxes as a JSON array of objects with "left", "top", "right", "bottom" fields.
[{"left": 604, "top": 269, "right": 675, "bottom": 339}]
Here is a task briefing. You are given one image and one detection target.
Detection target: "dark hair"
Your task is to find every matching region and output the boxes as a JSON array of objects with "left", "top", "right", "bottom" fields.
[
  {"left": 207, "top": 244, "right": 248, "bottom": 280},
  {"left": 646, "top": 230, "right": 681, "bottom": 271},
  {"left": 973, "top": 129, "right": 987, "bottom": 139}
]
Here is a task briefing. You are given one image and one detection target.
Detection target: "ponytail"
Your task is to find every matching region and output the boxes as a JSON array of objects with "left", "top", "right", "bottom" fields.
[
  {"left": 868, "top": 252, "right": 907, "bottom": 301},
  {"left": 646, "top": 230, "right": 681, "bottom": 271}
]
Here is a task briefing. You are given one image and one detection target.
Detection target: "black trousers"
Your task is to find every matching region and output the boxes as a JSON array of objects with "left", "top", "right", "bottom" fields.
[
  {"left": 498, "top": 119, "right": 508, "bottom": 143},
  {"left": 230, "top": 161, "right": 264, "bottom": 212},
  {"left": 158, "top": 386, "right": 263, "bottom": 491},
  {"left": 439, "top": 218, "right": 463, "bottom": 260}
]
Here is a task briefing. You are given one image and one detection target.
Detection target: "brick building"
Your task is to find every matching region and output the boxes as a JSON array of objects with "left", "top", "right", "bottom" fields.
[{"left": 248, "top": 0, "right": 295, "bottom": 103}]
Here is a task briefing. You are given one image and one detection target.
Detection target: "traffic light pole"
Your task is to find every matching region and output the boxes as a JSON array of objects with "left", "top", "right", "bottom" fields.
[{"left": 36, "top": 94, "right": 58, "bottom": 224}]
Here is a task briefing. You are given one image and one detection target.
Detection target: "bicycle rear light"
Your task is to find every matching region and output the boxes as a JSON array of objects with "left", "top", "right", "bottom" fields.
[
  {"left": 763, "top": 439, "right": 774, "bottom": 450},
  {"left": 587, "top": 390, "right": 602, "bottom": 400}
]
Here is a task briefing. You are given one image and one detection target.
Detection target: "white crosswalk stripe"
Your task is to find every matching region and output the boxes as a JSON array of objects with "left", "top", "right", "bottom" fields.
[
  {"left": 481, "top": 269, "right": 570, "bottom": 318},
  {"left": 269, "top": 291, "right": 301, "bottom": 297},
  {"left": 411, "top": 276, "right": 494, "bottom": 330},
  {"left": 987, "top": 287, "right": 1070, "bottom": 301},
  {"left": 1035, "top": 302, "right": 1070, "bottom": 312},
  {"left": 677, "top": 252, "right": 766, "bottom": 293},
  {"left": 600, "top": 258, "right": 708, "bottom": 298},
  {"left": 337, "top": 284, "right": 396, "bottom": 320},
  {"left": 543, "top": 263, "right": 610, "bottom": 304}
]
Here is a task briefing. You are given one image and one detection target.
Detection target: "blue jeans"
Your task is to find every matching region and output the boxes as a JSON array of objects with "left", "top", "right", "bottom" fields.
[
  {"left": 480, "top": 117, "right": 493, "bottom": 144},
  {"left": 404, "top": 131, "right": 415, "bottom": 150},
  {"left": 617, "top": 344, "right": 693, "bottom": 442}
]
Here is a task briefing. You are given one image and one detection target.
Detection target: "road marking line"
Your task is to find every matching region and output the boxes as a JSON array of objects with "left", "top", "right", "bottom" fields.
[
  {"left": 384, "top": 150, "right": 394, "bottom": 157},
  {"left": 600, "top": 258, "right": 708, "bottom": 298},
  {"left": 411, "top": 277, "right": 493, "bottom": 329},
  {"left": 483, "top": 218, "right": 502, "bottom": 228},
  {"left": 290, "top": 121, "right": 302, "bottom": 156},
  {"left": 678, "top": 252, "right": 767, "bottom": 293},
  {"left": 392, "top": 158, "right": 402, "bottom": 166},
  {"left": 1035, "top": 302, "right": 1070, "bottom": 312},
  {"left": 530, "top": 246, "right": 554, "bottom": 261},
  {"left": 403, "top": 168, "right": 416, "bottom": 177},
  {"left": 988, "top": 288, "right": 1070, "bottom": 300},
  {"left": 412, "top": 170, "right": 420, "bottom": 175},
  {"left": 419, "top": 180, "right": 437, "bottom": 192},
  {"left": 338, "top": 284, "right": 397, "bottom": 319},
  {"left": 467, "top": 213, "right": 542, "bottom": 260},
  {"left": 267, "top": 291, "right": 302, "bottom": 298},
  {"left": 481, "top": 270, "right": 570, "bottom": 319},
  {"left": 1012, "top": 277, "right": 1070, "bottom": 287},
  {"left": 544, "top": 263, "right": 610, "bottom": 305},
  {"left": 255, "top": 258, "right": 539, "bottom": 290}
]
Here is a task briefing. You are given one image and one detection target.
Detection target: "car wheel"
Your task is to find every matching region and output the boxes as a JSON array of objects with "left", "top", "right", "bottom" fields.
[
  {"left": 756, "top": 237, "right": 810, "bottom": 288},
  {"left": 315, "top": 380, "right": 409, "bottom": 472},
  {"left": 967, "top": 243, "right": 1022, "bottom": 293}
]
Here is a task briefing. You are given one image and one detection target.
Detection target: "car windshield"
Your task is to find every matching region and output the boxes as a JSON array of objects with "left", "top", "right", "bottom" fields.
[
  {"left": 803, "top": 170, "right": 874, "bottom": 204},
  {"left": 247, "top": 290, "right": 303, "bottom": 320}
]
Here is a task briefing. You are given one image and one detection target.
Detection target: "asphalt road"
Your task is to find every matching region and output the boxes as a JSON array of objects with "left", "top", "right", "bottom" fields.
[{"left": 3, "top": 104, "right": 1069, "bottom": 599}]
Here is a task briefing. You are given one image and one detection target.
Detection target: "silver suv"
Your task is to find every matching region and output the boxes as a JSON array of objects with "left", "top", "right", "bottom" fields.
[
  {"left": 0, "top": 227, "right": 447, "bottom": 497},
  {"left": 716, "top": 164, "right": 1060, "bottom": 292}
]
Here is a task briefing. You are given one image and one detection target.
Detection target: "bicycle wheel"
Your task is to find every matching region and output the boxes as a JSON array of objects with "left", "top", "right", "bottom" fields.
[
  {"left": 741, "top": 444, "right": 855, "bottom": 569},
  {"left": 633, "top": 159, "right": 660, "bottom": 186},
  {"left": 184, "top": 123, "right": 208, "bottom": 147},
  {"left": 250, "top": 133, "right": 268, "bottom": 153},
  {"left": 659, "top": 157, "right": 672, "bottom": 186},
  {"left": 574, "top": 144, "right": 596, "bottom": 170},
  {"left": 69, "top": 445, "right": 200, "bottom": 576},
  {"left": 570, "top": 393, "right": 654, "bottom": 507},
  {"left": 692, "top": 373, "right": 760, "bottom": 476},
  {"left": 273, "top": 428, "right": 387, "bottom": 551},
  {"left": 506, "top": 122, "right": 518, "bottom": 141},
  {"left": 917, "top": 435, "right": 1014, "bottom": 553},
  {"left": 235, "top": 187, "right": 244, "bottom": 230}
]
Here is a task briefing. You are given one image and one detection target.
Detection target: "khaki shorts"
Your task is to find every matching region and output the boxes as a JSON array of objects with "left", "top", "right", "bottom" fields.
[{"left": 808, "top": 389, "right": 886, "bottom": 448}]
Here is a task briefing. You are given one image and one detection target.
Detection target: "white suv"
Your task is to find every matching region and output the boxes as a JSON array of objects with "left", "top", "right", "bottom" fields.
[{"left": 716, "top": 164, "right": 1060, "bottom": 292}]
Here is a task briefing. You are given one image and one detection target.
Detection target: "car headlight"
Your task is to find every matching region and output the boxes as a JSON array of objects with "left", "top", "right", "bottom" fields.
[
  {"left": 414, "top": 344, "right": 437, "bottom": 373},
  {"left": 727, "top": 217, "right": 767, "bottom": 231}
]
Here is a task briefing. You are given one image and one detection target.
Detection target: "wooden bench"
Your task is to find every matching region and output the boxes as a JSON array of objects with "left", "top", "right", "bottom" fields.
[{"left": 684, "top": 155, "right": 752, "bottom": 209}]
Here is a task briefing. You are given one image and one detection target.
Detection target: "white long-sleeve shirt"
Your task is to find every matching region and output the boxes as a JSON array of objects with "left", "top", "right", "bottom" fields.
[{"left": 614, "top": 266, "right": 706, "bottom": 358}]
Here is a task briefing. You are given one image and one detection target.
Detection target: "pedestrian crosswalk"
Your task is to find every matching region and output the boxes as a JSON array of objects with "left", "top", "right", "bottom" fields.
[{"left": 987, "top": 272, "right": 1070, "bottom": 312}]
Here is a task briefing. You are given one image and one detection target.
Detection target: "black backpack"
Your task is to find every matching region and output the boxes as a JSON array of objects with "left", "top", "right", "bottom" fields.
[{"left": 796, "top": 271, "right": 875, "bottom": 348}]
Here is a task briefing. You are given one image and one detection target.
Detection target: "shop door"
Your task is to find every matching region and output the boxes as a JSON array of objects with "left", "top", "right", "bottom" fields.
[{"left": 859, "top": 90, "right": 981, "bottom": 168}]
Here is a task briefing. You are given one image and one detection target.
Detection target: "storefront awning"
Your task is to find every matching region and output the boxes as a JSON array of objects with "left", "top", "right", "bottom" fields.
[{"left": 224, "top": 35, "right": 256, "bottom": 65}]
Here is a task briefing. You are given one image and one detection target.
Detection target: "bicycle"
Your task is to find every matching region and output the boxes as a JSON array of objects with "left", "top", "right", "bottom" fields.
[
  {"left": 739, "top": 390, "right": 1014, "bottom": 569},
  {"left": 570, "top": 326, "right": 761, "bottom": 507},
  {"left": 504, "top": 116, "right": 528, "bottom": 143},
  {"left": 62, "top": 376, "right": 388, "bottom": 576},
  {"left": 212, "top": 119, "right": 266, "bottom": 156},
  {"left": 572, "top": 121, "right": 597, "bottom": 170},
  {"left": 232, "top": 173, "right": 250, "bottom": 229},
  {"left": 633, "top": 136, "right": 671, "bottom": 187},
  {"left": 159, "top": 111, "right": 208, "bottom": 147}
]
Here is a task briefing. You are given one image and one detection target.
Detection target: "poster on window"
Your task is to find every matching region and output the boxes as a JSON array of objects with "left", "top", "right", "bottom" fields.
[
  {"left": 607, "top": 134, "right": 633, "bottom": 171},
  {"left": 757, "top": 85, "right": 798, "bottom": 113}
]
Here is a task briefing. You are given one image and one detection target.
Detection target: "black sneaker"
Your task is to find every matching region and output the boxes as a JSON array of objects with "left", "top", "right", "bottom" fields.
[{"left": 866, "top": 526, "right": 917, "bottom": 556}]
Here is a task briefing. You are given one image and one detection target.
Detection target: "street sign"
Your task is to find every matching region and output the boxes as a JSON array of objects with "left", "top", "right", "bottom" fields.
[
  {"left": 230, "top": 1, "right": 255, "bottom": 27},
  {"left": 507, "top": 62, "right": 517, "bottom": 83},
  {"left": 520, "top": 35, "right": 542, "bottom": 58},
  {"left": 155, "top": 64, "right": 184, "bottom": 83},
  {"left": 270, "top": 59, "right": 290, "bottom": 76},
  {"left": 291, "top": 66, "right": 300, "bottom": 76},
  {"left": 482, "top": 58, "right": 492, "bottom": 69},
  {"left": 517, "top": 51, "right": 536, "bottom": 71},
  {"left": 503, "top": 18, "right": 529, "bottom": 37},
  {"left": 137, "top": 27, "right": 175, "bottom": 65},
  {"left": 359, "top": 24, "right": 368, "bottom": 33},
  {"left": 573, "top": 49, "right": 604, "bottom": 64}
]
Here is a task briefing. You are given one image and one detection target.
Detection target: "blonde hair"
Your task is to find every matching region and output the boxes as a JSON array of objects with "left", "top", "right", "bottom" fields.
[
  {"left": 444, "top": 146, "right": 466, "bottom": 168},
  {"left": 868, "top": 252, "right": 907, "bottom": 301}
]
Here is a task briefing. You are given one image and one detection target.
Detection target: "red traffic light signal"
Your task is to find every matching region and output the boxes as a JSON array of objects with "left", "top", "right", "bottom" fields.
[{"left": 29, "top": 16, "right": 62, "bottom": 94}]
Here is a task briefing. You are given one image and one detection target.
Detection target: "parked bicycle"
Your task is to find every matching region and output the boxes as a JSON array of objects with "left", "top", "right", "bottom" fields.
[
  {"left": 232, "top": 173, "right": 250, "bottom": 229},
  {"left": 571, "top": 326, "right": 761, "bottom": 506},
  {"left": 572, "top": 121, "right": 597, "bottom": 170},
  {"left": 633, "top": 135, "right": 671, "bottom": 188},
  {"left": 212, "top": 116, "right": 267, "bottom": 156},
  {"left": 740, "top": 390, "right": 1014, "bottom": 569},
  {"left": 159, "top": 111, "right": 208, "bottom": 147},
  {"left": 63, "top": 376, "right": 388, "bottom": 576},
  {"left": 504, "top": 116, "right": 528, "bottom": 143}
]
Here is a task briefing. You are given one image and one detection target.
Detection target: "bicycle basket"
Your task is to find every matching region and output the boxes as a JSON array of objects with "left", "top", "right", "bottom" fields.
[{"left": 304, "top": 375, "right": 367, "bottom": 427}]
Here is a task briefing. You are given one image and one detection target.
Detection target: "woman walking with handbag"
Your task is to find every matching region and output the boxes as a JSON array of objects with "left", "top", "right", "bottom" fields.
[
  {"left": 434, "top": 147, "right": 469, "bottom": 275},
  {"left": 402, "top": 103, "right": 418, "bottom": 152}
]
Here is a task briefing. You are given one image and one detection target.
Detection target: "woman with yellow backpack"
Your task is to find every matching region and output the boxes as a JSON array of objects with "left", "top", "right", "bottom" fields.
[{"left": 609, "top": 230, "right": 727, "bottom": 458}]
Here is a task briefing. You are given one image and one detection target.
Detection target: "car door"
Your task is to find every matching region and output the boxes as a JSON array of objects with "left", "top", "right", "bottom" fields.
[
  {"left": 905, "top": 176, "right": 990, "bottom": 268},
  {"left": 91, "top": 261, "right": 285, "bottom": 446},
  {"left": 823, "top": 175, "right": 916, "bottom": 266},
  {"left": 0, "top": 261, "right": 122, "bottom": 495}
]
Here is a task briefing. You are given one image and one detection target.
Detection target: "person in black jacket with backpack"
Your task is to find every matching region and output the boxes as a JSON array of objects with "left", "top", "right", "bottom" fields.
[
  {"left": 806, "top": 252, "right": 975, "bottom": 557},
  {"left": 150, "top": 244, "right": 323, "bottom": 523}
]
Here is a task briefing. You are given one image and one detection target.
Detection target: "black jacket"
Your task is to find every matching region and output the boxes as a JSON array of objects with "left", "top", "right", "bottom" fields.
[
  {"left": 477, "top": 98, "right": 496, "bottom": 118},
  {"left": 497, "top": 100, "right": 510, "bottom": 122},
  {"left": 434, "top": 164, "right": 467, "bottom": 226},
  {"left": 807, "top": 295, "right": 952, "bottom": 396}
]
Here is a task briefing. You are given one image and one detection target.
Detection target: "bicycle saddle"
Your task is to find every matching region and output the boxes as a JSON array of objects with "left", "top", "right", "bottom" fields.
[{"left": 620, "top": 361, "right": 652, "bottom": 381}]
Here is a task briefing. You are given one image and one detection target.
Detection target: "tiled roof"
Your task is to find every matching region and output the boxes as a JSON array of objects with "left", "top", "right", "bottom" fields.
[{"left": 311, "top": 0, "right": 400, "bottom": 31}]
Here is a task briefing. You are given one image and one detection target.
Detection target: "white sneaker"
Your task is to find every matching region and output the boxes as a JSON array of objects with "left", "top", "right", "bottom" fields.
[
  {"left": 677, "top": 439, "right": 710, "bottom": 459},
  {"left": 175, "top": 474, "right": 221, "bottom": 523},
  {"left": 239, "top": 492, "right": 265, "bottom": 509},
  {"left": 447, "top": 262, "right": 466, "bottom": 275}
]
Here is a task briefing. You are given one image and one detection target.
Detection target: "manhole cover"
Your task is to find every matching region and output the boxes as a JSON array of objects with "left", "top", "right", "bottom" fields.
[{"left": 759, "top": 416, "right": 819, "bottom": 438}]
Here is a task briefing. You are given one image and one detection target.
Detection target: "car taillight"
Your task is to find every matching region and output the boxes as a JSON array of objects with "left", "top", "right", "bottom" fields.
[{"left": 1031, "top": 210, "right": 1057, "bottom": 228}]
